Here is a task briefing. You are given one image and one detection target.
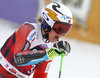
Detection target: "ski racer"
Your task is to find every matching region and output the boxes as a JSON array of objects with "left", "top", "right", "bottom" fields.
[{"left": 0, "top": 2, "right": 73, "bottom": 78}]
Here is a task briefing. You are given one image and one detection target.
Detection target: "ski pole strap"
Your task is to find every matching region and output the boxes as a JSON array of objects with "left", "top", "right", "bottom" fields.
[{"left": 59, "top": 54, "right": 64, "bottom": 78}]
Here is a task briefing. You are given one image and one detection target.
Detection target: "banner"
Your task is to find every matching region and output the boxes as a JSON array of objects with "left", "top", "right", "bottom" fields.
[{"left": 0, "top": 0, "right": 38, "bottom": 24}]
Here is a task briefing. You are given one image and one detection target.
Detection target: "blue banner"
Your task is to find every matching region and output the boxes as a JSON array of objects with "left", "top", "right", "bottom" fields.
[{"left": 0, "top": 0, "right": 38, "bottom": 24}]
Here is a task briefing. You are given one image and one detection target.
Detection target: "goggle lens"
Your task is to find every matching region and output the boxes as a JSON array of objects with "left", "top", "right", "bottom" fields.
[{"left": 53, "top": 21, "right": 72, "bottom": 35}]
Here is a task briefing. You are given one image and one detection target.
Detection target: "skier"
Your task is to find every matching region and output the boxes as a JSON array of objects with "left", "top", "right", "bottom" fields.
[{"left": 0, "top": 2, "right": 73, "bottom": 78}]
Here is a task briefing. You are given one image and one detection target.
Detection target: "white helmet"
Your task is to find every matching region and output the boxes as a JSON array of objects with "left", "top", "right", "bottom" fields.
[{"left": 41, "top": 2, "right": 73, "bottom": 35}]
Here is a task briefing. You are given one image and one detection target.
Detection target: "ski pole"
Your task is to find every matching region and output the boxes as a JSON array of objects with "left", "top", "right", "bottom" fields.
[{"left": 58, "top": 54, "right": 64, "bottom": 78}]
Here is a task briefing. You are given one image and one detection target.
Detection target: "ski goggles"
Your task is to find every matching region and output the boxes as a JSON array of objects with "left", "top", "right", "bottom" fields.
[{"left": 52, "top": 21, "right": 72, "bottom": 35}]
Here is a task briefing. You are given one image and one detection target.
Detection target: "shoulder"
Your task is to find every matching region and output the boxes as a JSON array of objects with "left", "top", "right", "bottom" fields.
[
  {"left": 16, "top": 22, "right": 37, "bottom": 41},
  {"left": 20, "top": 22, "right": 36, "bottom": 30},
  {"left": 29, "top": 23, "right": 39, "bottom": 31},
  {"left": 16, "top": 22, "right": 38, "bottom": 33},
  {"left": 23, "top": 22, "right": 38, "bottom": 43}
]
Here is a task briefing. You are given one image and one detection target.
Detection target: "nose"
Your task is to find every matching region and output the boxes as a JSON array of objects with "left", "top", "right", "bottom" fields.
[{"left": 54, "top": 34, "right": 64, "bottom": 41}]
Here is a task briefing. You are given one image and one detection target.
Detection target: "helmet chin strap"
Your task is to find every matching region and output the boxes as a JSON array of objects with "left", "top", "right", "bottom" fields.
[
  {"left": 41, "top": 27, "right": 50, "bottom": 43},
  {"left": 41, "top": 19, "right": 51, "bottom": 43},
  {"left": 43, "top": 33, "right": 49, "bottom": 40}
]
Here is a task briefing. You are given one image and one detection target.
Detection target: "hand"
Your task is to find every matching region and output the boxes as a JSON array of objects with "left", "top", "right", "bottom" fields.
[
  {"left": 53, "top": 40, "right": 71, "bottom": 56},
  {"left": 46, "top": 41, "right": 71, "bottom": 60},
  {"left": 46, "top": 48, "right": 62, "bottom": 60}
]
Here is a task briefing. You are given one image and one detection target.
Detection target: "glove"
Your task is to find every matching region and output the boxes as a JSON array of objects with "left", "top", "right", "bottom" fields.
[
  {"left": 46, "top": 48, "right": 62, "bottom": 60},
  {"left": 46, "top": 40, "right": 71, "bottom": 60},
  {"left": 53, "top": 40, "right": 71, "bottom": 56}
]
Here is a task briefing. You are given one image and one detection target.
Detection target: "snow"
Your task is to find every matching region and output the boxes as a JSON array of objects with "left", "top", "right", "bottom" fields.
[{"left": 0, "top": 23, "right": 100, "bottom": 78}]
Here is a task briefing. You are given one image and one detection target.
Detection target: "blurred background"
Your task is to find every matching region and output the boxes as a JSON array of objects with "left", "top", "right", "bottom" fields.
[{"left": 0, "top": 0, "right": 100, "bottom": 78}]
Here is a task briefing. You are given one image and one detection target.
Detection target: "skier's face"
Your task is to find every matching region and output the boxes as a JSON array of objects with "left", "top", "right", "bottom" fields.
[
  {"left": 48, "top": 21, "right": 72, "bottom": 43},
  {"left": 49, "top": 29, "right": 64, "bottom": 43}
]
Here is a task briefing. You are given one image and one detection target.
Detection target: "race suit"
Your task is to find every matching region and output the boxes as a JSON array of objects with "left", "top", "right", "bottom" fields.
[{"left": 0, "top": 22, "right": 53, "bottom": 78}]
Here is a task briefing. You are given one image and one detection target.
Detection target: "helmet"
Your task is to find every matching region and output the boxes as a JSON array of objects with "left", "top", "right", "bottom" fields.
[{"left": 41, "top": 2, "right": 73, "bottom": 35}]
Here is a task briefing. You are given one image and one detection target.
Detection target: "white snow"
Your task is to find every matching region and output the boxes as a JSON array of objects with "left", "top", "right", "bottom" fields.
[{"left": 0, "top": 23, "right": 100, "bottom": 78}]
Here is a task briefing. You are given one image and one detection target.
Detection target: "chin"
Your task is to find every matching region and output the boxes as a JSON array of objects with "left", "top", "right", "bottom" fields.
[{"left": 49, "top": 39, "right": 56, "bottom": 43}]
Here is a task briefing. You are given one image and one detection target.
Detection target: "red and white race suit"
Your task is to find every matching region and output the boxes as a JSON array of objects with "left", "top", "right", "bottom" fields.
[{"left": 0, "top": 22, "right": 53, "bottom": 78}]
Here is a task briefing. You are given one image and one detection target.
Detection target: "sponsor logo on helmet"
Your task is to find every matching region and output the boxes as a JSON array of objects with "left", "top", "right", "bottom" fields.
[
  {"left": 61, "top": 15, "right": 67, "bottom": 20},
  {"left": 52, "top": 2, "right": 64, "bottom": 16},
  {"left": 43, "top": 12, "right": 49, "bottom": 21},
  {"left": 68, "top": 20, "right": 71, "bottom": 23},
  {"left": 61, "top": 15, "right": 72, "bottom": 20},
  {"left": 45, "top": 8, "right": 59, "bottom": 21}
]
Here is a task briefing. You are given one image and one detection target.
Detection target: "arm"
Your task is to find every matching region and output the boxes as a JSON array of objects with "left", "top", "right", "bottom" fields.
[
  {"left": 33, "top": 41, "right": 71, "bottom": 78},
  {"left": 15, "top": 50, "right": 49, "bottom": 66},
  {"left": 14, "top": 23, "right": 49, "bottom": 66},
  {"left": 14, "top": 23, "right": 35, "bottom": 62},
  {"left": 15, "top": 40, "right": 71, "bottom": 66}
]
